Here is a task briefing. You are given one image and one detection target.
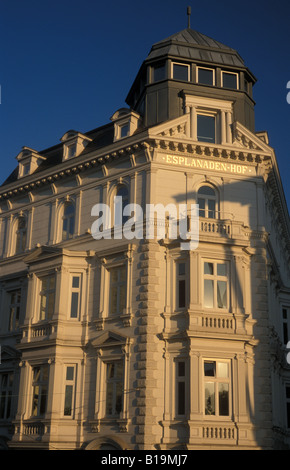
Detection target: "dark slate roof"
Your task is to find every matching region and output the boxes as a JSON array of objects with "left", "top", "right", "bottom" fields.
[
  {"left": 147, "top": 28, "right": 245, "bottom": 67},
  {"left": 1, "top": 122, "right": 115, "bottom": 188}
]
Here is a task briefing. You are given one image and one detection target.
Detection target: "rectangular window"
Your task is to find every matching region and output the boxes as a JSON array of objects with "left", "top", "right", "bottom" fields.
[
  {"left": 286, "top": 386, "right": 290, "bottom": 429},
  {"left": 176, "top": 361, "right": 187, "bottom": 416},
  {"left": 282, "top": 307, "right": 290, "bottom": 345},
  {"left": 172, "top": 63, "right": 189, "bottom": 81},
  {"left": 39, "top": 275, "right": 56, "bottom": 321},
  {"left": 23, "top": 163, "right": 30, "bottom": 176},
  {"left": 153, "top": 63, "right": 166, "bottom": 82},
  {"left": 109, "top": 266, "right": 127, "bottom": 316},
  {"left": 203, "top": 261, "right": 229, "bottom": 310},
  {"left": 67, "top": 143, "right": 77, "bottom": 158},
  {"left": 70, "top": 275, "right": 81, "bottom": 319},
  {"left": 32, "top": 365, "right": 49, "bottom": 417},
  {"left": 176, "top": 261, "right": 186, "bottom": 309},
  {"left": 197, "top": 114, "right": 216, "bottom": 143},
  {"left": 204, "top": 360, "right": 230, "bottom": 417},
  {"left": 197, "top": 67, "right": 215, "bottom": 86},
  {"left": 222, "top": 71, "right": 238, "bottom": 90},
  {"left": 120, "top": 124, "right": 129, "bottom": 139},
  {"left": 8, "top": 290, "right": 21, "bottom": 331},
  {"left": 0, "top": 373, "right": 14, "bottom": 420},
  {"left": 64, "top": 366, "right": 76, "bottom": 417},
  {"left": 106, "top": 361, "right": 124, "bottom": 417}
]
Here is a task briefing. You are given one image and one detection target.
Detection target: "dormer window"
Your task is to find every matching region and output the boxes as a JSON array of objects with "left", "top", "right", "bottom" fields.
[
  {"left": 60, "top": 131, "right": 92, "bottom": 161},
  {"left": 222, "top": 71, "right": 239, "bottom": 90},
  {"left": 153, "top": 63, "right": 166, "bottom": 83},
  {"left": 16, "top": 147, "right": 46, "bottom": 179},
  {"left": 110, "top": 108, "right": 141, "bottom": 142}
]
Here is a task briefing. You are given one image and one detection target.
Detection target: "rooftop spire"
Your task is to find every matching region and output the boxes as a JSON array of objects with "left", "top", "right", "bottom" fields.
[{"left": 187, "top": 6, "right": 191, "bottom": 29}]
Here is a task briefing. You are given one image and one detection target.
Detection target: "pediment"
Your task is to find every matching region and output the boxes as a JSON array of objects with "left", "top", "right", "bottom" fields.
[
  {"left": 23, "top": 245, "right": 64, "bottom": 265},
  {"left": 149, "top": 114, "right": 190, "bottom": 140},
  {"left": 232, "top": 121, "right": 272, "bottom": 154},
  {"left": 91, "top": 330, "right": 131, "bottom": 349},
  {"left": 1, "top": 345, "right": 21, "bottom": 362}
]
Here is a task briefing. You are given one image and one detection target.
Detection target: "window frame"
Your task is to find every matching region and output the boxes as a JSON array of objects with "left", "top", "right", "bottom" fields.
[
  {"left": 282, "top": 307, "right": 290, "bottom": 346},
  {"left": 31, "top": 364, "right": 49, "bottom": 418},
  {"left": 175, "top": 259, "right": 187, "bottom": 311},
  {"left": 175, "top": 359, "right": 188, "bottom": 418},
  {"left": 62, "top": 202, "right": 75, "bottom": 241},
  {"left": 221, "top": 71, "right": 239, "bottom": 90},
  {"left": 105, "top": 360, "right": 124, "bottom": 418},
  {"left": 286, "top": 384, "right": 290, "bottom": 429},
  {"left": 69, "top": 274, "right": 82, "bottom": 320},
  {"left": 0, "top": 372, "right": 14, "bottom": 420},
  {"left": 108, "top": 264, "right": 127, "bottom": 317},
  {"left": 197, "top": 112, "right": 217, "bottom": 144},
  {"left": 172, "top": 62, "right": 190, "bottom": 82},
  {"left": 63, "top": 365, "right": 77, "bottom": 418},
  {"left": 15, "top": 216, "right": 27, "bottom": 255},
  {"left": 39, "top": 274, "right": 56, "bottom": 321},
  {"left": 8, "top": 289, "right": 21, "bottom": 332},
  {"left": 197, "top": 185, "right": 218, "bottom": 219},
  {"left": 203, "top": 260, "right": 230, "bottom": 311},
  {"left": 197, "top": 66, "right": 215, "bottom": 86},
  {"left": 203, "top": 359, "right": 232, "bottom": 419}
]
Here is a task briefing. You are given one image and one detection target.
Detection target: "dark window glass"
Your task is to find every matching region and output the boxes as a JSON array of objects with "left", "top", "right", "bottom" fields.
[
  {"left": 219, "top": 383, "right": 229, "bottom": 416},
  {"left": 198, "top": 68, "right": 214, "bottom": 85},
  {"left": 153, "top": 64, "right": 166, "bottom": 82},
  {"left": 178, "top": 382, "right": 185, "bottom": 415},
  {"left": 204, "top": 361, "right": 216, "bottom": 377},
  {"left": 223, "top": 72, "right": 238, "bottom": 90},
  {"left": 197, "top": 115, "right": 215, "bottom": 143},
  {"left": 173, "top": 64, "right": 189, "bottom": 81},
  {"left": 178, "top": 280, "right": 186, "bottom": 308},
  {"left": 287, "top": 402, "right": 290, "bottom": 428}
]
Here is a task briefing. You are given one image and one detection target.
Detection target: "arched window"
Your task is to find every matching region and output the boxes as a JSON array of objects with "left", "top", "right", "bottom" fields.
[
  {"left": 62, "top": 203, "right": 75, "bottom": 240},
  {"left": 198, "top": 186, "right": 217, "bottom": 219},
  {"left": 15, "top": 217, "right": 27, "bottom": 254},
  {"left": 114, "top": 185, "right": 129, "bottom": 226}
]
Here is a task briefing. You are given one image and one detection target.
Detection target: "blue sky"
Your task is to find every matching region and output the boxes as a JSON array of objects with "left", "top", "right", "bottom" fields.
[{"left": 0, "top": 0, "right": 289, "bottom": 211}]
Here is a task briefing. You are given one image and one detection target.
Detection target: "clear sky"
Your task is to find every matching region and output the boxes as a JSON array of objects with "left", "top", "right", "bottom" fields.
[{"left": 0, "top": 0, "right": 289, "bottom": 212}]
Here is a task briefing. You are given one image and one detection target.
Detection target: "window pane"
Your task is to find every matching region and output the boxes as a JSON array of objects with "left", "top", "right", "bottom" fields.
[
  {"left": 205, "top": 382, "right": 215, "bottom": 415},
  {"left": 178, "top": 382, "right": 185, "bottom": 415},
  {"left": 198, "top": 68, "right": 214, "bottom": 85},
  {"left": 120, "top": 124, "right": 129, "bottom": 138},
  {"left": 178, "top": 362, "right": 185, "bottom": 377},
  {"left": 107, "top": 363, "right": 115, "bottom": 379},
  {"left": 178, "top": 279, "right": 186, "bottom": 308},
  {"left": 32, "top": 386, "right": 39, "bottom": 416},
  {"left": 64, "top": 385, "right": 73, "bottom": 416},
  {"left": 47, "top": 292, "right": 55, "bottom": 319},
  {"left": 217, "top": 281, "right": 227, "bottom": 309},
  {"left": 66, "top": 367, "right": 74, "bottom": 381},
  {"left": 120, "top": 266, "right": 127, "bottom": 282},
  {"left": 119, "top": 285, "right": 126, "bottom": 312},
  {"left": 208, "top": 199, "right": 216, "bottom": 219},
  {"left": 287, "top": 403, "right": 290, "bottom": 429},
  {"left": 219, "top": 383, "right": 229, "bottom": 416},
  {"left": 116, "top": 382, "right": 123, "bottom": 414},
  {"left": 173, "top": 64, "right": 189, "bottom": 81},
  {"left": 204, "top": 280, "right": 214, "bottom": 308},
  {"left": 70, "top": 292, "right": 79, "bottom": 318},
  {"left": 197, "top": 115, "right": 215, "bottom": 143},
  {"left": 153, "top": 64, "right": 166, "bottom": 82},
  {"left": 204, "top": 361, "right": 216, "bottom": 377},
  {"left": 286, "top": 387, "right": 290, "bottom": 399},
  {"left": 204, "top": 262, "right": 214, "bottom": 275},
  {"left": 72, "top": 276, "right": 80, "bottom": 288},
  {"left": 283, "top": 323, "right": 289, "bottom": 345},
  {"left": 198, "top": 186, "right": 216, "bottom": 197},
  {"left": 178, "top": 262, "right": 185, "bottom": 276},
  {"left": 217, "top": 362, "right": 229, "bottom": 378},
  {"left": 283, "top": 309, "right": 288, "bottom": 319},
  {"left": 223, "top": 72, "right": 238, "bottom": 90},
  {"left": 217, "top": 263, "right": 227, "bottom": 276},
  {"left": 110, "top": 286, "right": 118, "bottom": 314},
  {"left": 198, "top": 198, "right": 205, "bottom": 218}
]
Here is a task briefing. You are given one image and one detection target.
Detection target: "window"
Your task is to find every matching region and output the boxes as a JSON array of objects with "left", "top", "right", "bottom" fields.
[
  {"left": 114, "top": 185, "right": 129, "bottom": 226},
  {"left": 109, "top": 266, "right": 127, "bottom": 316},
  {"left": 23, "top": 163, "right": 30, "bottom": 176},
  {"left": 172, "top": 63, "right": 189, "bottom": 81},
  {"left": 0, "top": 373, "right": 14, "bottom": 420},
  {"left": 222, "top": 71, "right": 238, "bottom": 90},
  {"left": 8, "top": 290, "right": 21, "bottom": 331},
  {"left": 106, "top": 361, "right": 124, "bottom": 417},
  {"left": 204, "top": 360, "right": 230, "bottom": 417},
  {"left": 197, "top": 67, "right": 215, "bottom": 86},
  {"left": 120, "top": 124, "right": 129, "bottom": 139},
  {"left": 62, "top": 203, "right": 75, "bottom": 241},
  {"left": 67, "top": 143, "right": 77, "bottom": 158},
  {"left": 176, "top": 361, "right": 187, "bottom": 416},
  {"left": 32, "top": 365, "right": 49, "bottom": 417},
  {"left": 197, "top": 114, "right": 216, "bottom": 143},
  {"left": 70, "top": 275, "right": 81, "bottom": 319},
  {"left": 64, "top": 366, "right": 76, "bottom": 417},
  {"left": 15, "top": 217, "right": 27, "bottom": 254},
  {"left": 198, "top": 186, "right": 217, "bottom": 219},
  {"left": 39, "top": 275, "right": 56, "bottom": 321},
  {"left": 153, "top": 63, "right": 166, "bottom": 82},
  {"left": 286, "top": 385, "right": 290, "bottom": 429},
  {"left": 203, "top": 261, "right": 229, "bottom": 310},
  {"left": 176, "top": 261, "right": 186, "bottom": 309},
  {"left": 282, "top": 307, "right": 290, "bottom": 346}
]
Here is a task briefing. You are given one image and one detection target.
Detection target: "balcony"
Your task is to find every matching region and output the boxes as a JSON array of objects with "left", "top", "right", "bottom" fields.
[{"left": 21, "top": 321, "right": 57, "bottom": 344}]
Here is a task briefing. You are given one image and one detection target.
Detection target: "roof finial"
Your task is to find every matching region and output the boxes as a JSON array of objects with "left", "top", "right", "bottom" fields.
[{"left": 187, "top": 6, "right": 191, "bottom": 29}]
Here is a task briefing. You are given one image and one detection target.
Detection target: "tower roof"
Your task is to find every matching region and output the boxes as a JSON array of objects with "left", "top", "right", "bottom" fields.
[{"left": 147, "top": 28, "right": 245, "bottom": 68}]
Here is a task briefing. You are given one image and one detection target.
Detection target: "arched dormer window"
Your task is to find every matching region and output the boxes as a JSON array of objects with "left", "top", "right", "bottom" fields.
[
  {"left": 113, "top": 184, "right": 129, "bottom": 226},
  {"left": 198, "top": 185, "right": 217, "bottom": 219},
  {"left": 15, "top": 216, "right": 27, "bottom": 254},
  {"left": 62, "top": 203, "right": 75, "bottom": 241}
]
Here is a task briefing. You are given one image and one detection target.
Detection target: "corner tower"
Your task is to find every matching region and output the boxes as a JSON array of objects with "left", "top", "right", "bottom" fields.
[{"left": 126, "top": 28, "right": 256, "bottom": 135}]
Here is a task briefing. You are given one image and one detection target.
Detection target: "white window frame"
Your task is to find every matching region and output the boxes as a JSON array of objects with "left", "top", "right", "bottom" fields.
[
  {"left": 171, "top": 62, "right": 190, "bottom": 82},
  {"left": 31, "top": 364, "right": 49, "bottom": 418},
  {"left": 69, "top": 274, "right": 82, "bottom": 320},
  {"left": 221, "top": 71, "right": 239, "bottom": 90},
  {"left": 197, "top": 185, "right": 218, "bottom": 219},
  {"left": 203, "top": 260, "right": 230, "bottom": 311},
  {"left": 197, "top": 66, "right": 215, "bottom": 86},
  {"left": 63, "top": 365, "right": 77, "bottom": 418},
  {"left": 203, "top": 359, "right": 232, "bottom": 419},
  {"left": 197, "top": 111, "right": 217, "bottom": 144}
]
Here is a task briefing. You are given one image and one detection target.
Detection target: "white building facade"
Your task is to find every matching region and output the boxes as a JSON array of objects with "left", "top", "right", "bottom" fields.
[{"left": 0, "top": 28, "right": 290, "bottom": 450}]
